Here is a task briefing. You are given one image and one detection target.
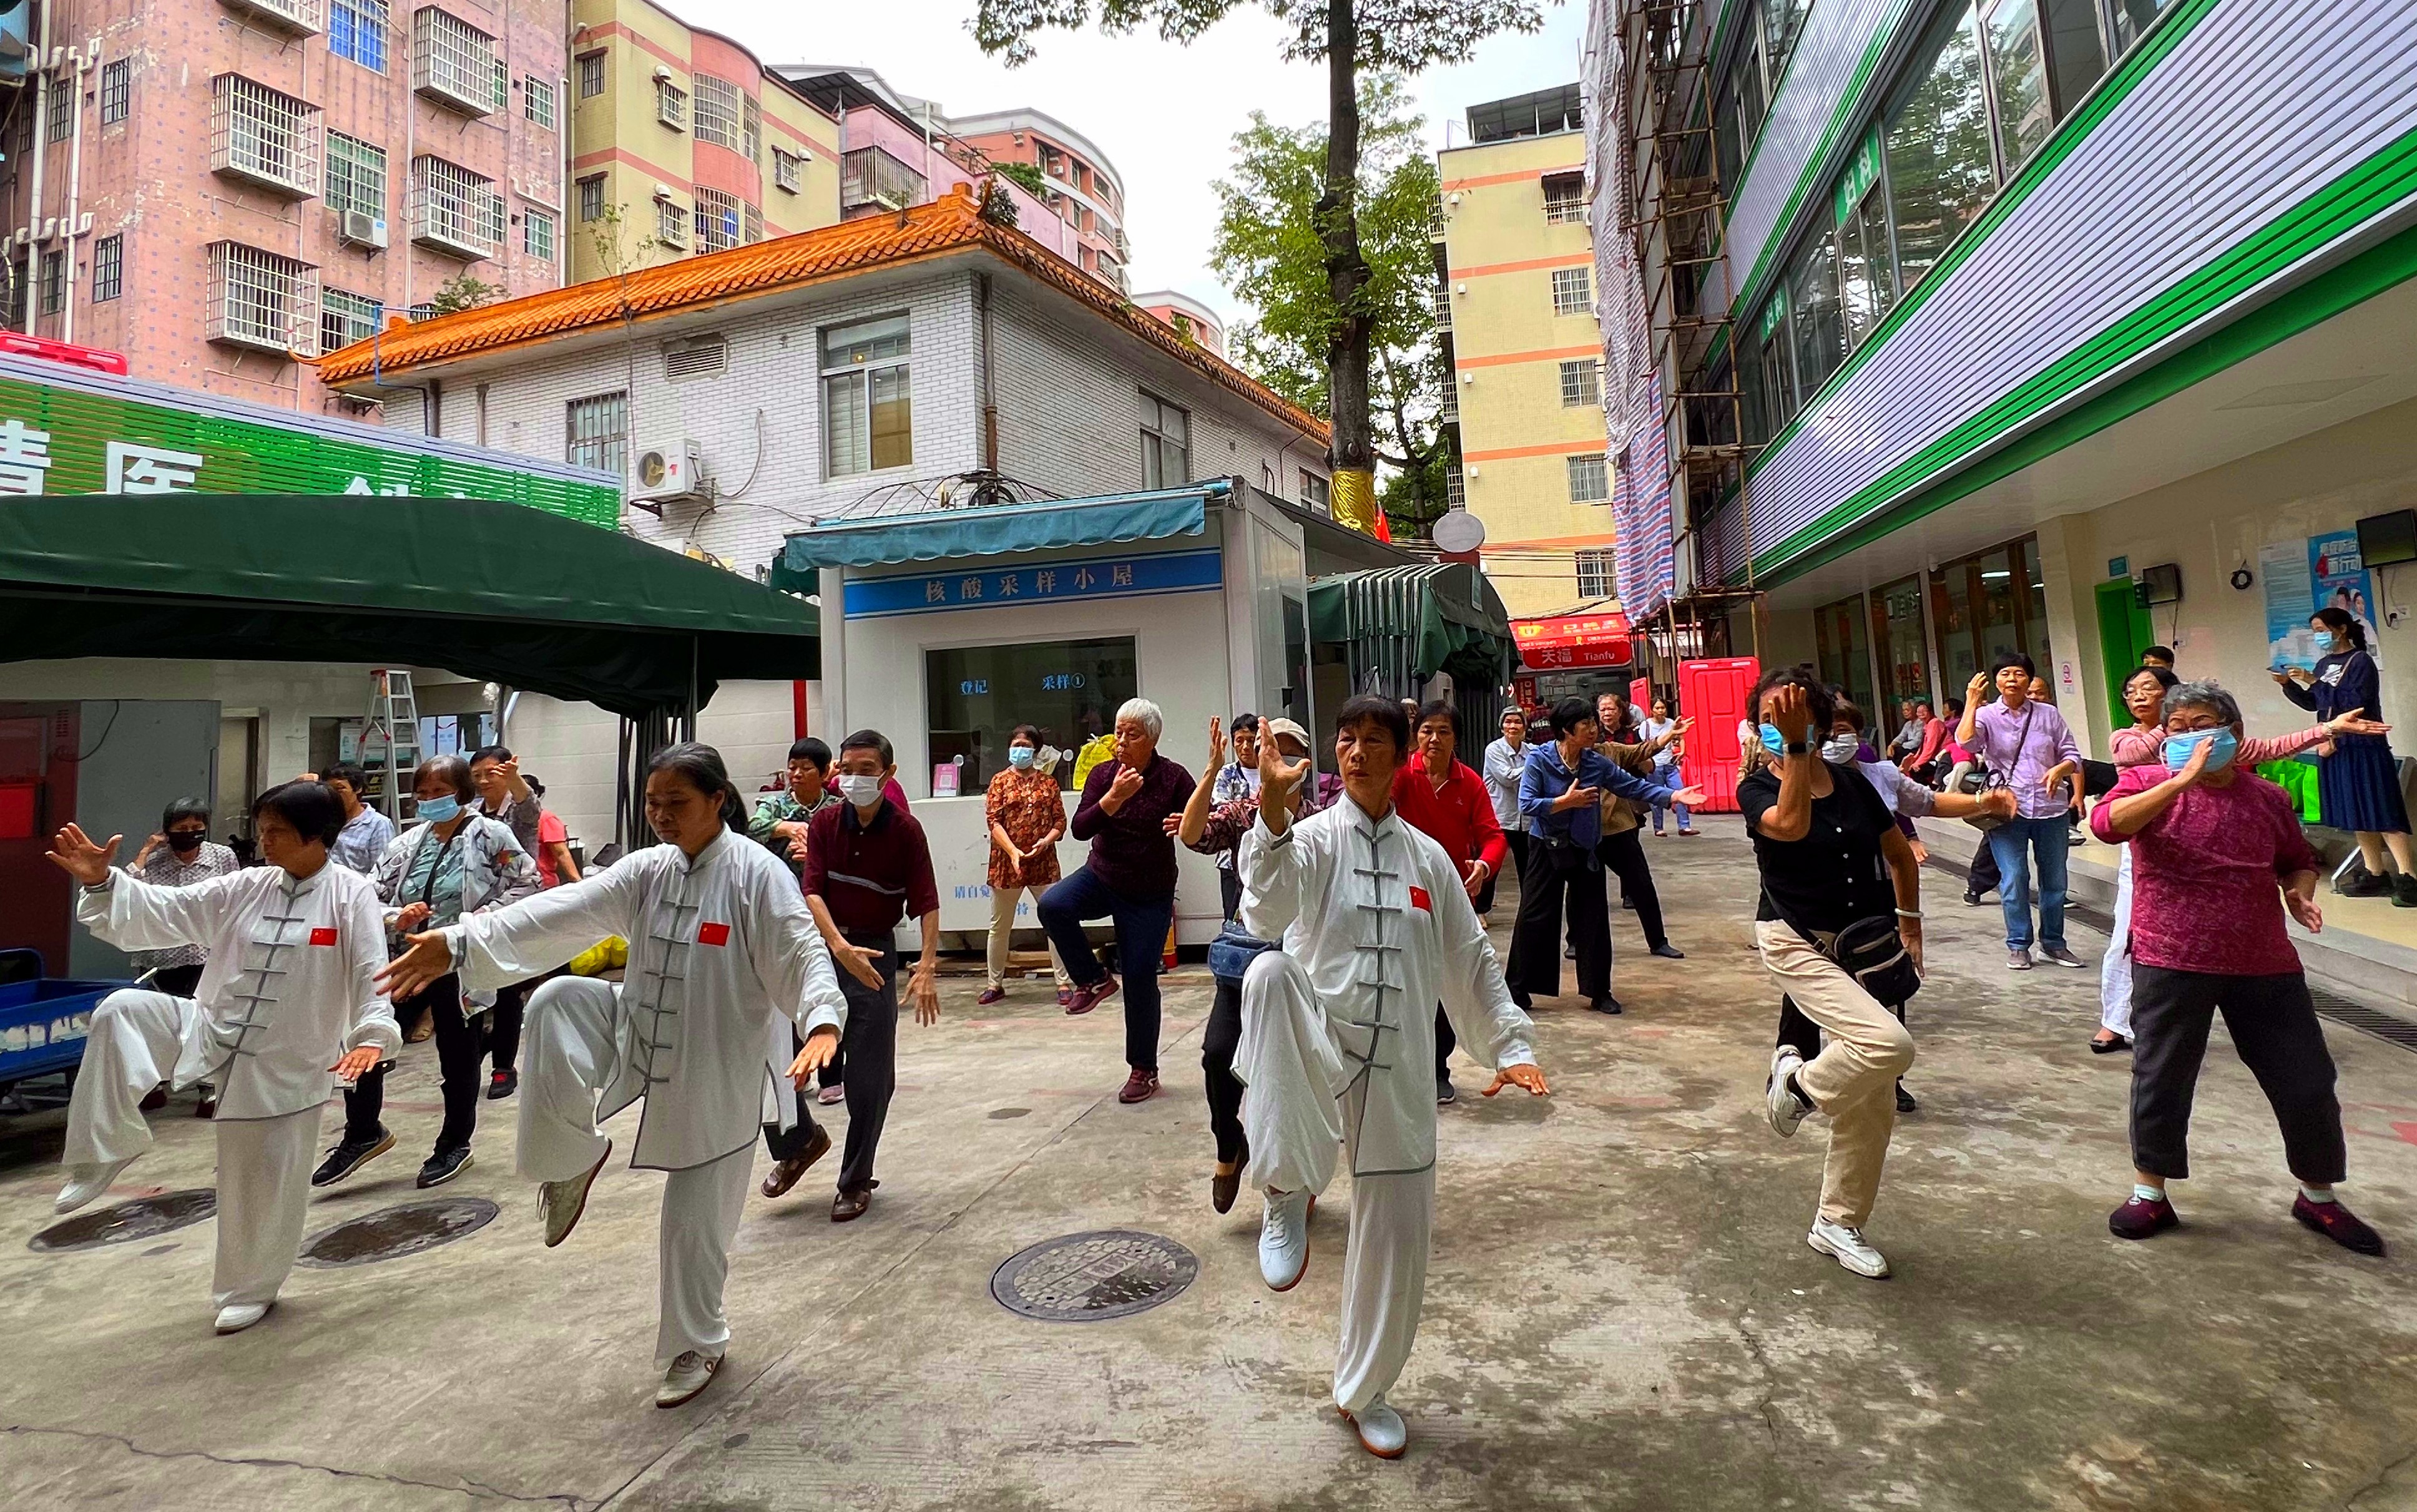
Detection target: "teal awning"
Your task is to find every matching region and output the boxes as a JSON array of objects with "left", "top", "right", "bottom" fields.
[
  {"left": 1308, "top": 562, "right": 1514, "bottom": 689},
  {"left": 772, "top": 482, "right": 1226, "bottom": 577}
]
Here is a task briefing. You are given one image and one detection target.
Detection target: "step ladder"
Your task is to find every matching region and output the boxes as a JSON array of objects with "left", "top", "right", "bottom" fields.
[{"left": 361, "top": 670, "right": 422, "bottom": 821}]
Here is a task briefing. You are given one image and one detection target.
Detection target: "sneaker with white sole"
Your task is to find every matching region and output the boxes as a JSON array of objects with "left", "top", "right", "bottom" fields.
[
  {"left": 539, "top": 1140, "right": 612, "bottom": 1249},
  {"left": 1343, "top": 1397, "right": 1408, "bottom": 1458},
  {"left": 1766, "top": 1048, "right": 1810, "bottom": 1139},
  {"left": 54, "top": 1156, "right": 135, "bottom": 1215},
  {"left": 2007, "top": 949, "right": 2034, "bottom": 971},
  {"left": 1808, "top": 1218, "right": 1890, "bottom": 1279},
  {"left": 655, "top": 1349, "right": 722, "bottom": 1408},
  {"left": 2038, "top": 945, "right": 2089, "bottom": 969},
  {"left": 1258, "top": 1188, "right": 1312, "bottom": 1291},
  {"left": 213, "top": 1300, "right": 274, "bottom": 1334}
]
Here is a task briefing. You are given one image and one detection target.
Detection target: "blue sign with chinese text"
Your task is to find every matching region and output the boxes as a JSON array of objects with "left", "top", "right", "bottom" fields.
[{"left": 843, "top": 548, "right": 1223, "bottom": 619}]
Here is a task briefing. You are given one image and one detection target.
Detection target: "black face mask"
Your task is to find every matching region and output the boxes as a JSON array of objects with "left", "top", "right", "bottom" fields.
[{"left": 167, "top": 831, "right": 206, "bottom": 854}]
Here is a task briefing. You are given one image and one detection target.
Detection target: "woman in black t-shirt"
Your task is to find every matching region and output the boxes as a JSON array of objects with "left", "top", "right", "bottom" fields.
[{"left": 1737, "top": 669, "right": 1922, "bottom": 1282}]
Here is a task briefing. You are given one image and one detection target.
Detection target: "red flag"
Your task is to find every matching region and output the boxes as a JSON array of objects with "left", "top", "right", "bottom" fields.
[
  {"left": 1408, "top": 885, "right": 1431, "bottom": 913},
  {"left": 697, "top": 921, "right": 731, "bottom": 946},
  {"left": 308, "top": 927, "right": 338, "bottom": 946}
]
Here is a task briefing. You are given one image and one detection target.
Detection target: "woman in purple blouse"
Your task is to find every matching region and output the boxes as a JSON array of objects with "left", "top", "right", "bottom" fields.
[{"left": 1955, "top": 651, "right": 2087, "bottom": 971}]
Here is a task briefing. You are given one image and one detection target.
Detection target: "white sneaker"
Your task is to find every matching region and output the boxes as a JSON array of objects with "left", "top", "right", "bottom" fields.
[
  {"left": 1808, "top": 1219, "right": 1891, "bottom": 1279},
  {"left": 655, "top": 1349, "right": 722, "bottom": 1408},
  {"left": 213, "top": 1300, "right": 273, "bottom": 1334},
  {"left": 1766, "top": 1048, "right": 1810, "bottom": 1139},
  {"left": 1258, "top": 1188, "right": 1312, "bottom": 1292},
  {"left": 1345, "top": 1397, "right": 1408, "bottom": 1458},
  {"left": 539, "top": 1140, "right": 611, "bottom": 1249},
  {"left": 54, "top": 1156, "right": 134, "bottom": 1215}
]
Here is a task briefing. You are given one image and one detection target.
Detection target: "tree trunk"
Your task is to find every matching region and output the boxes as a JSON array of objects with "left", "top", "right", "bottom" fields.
[{"left": 1320, "top": 2, "right": 1376, "bottom": 527}]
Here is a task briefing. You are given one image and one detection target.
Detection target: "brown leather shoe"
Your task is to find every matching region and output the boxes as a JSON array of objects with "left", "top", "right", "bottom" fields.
[
  {"left": 759, "top": 1124, "right": 832, "bottom": 1199},
  {"left": 1117, "top": 1068, "right": 1159, "bottom": 1105},
  {"left": 1212, "top": 1163, "right": 1242, "bottom": 1214},
  {"left": 831, "top": 1181, "right": 877, "bottom": 1222}
]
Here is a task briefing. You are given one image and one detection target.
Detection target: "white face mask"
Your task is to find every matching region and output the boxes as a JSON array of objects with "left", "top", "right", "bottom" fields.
[
  {"left": 1820, "top": 734, "right": 1861, "bottom": 764},
  {"left": 837, "top": 774, "right": 885, "bottom": 807}
]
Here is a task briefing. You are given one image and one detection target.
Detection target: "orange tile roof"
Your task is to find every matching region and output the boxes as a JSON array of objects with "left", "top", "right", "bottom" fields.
[{"left": 320, "top": 188, "right": 1330, "bottom": 444}]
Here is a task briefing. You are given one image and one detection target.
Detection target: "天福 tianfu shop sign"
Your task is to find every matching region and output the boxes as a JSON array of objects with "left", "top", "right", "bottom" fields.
[{"left": 0, "top": 353, "right": 621, "bottom": 526}]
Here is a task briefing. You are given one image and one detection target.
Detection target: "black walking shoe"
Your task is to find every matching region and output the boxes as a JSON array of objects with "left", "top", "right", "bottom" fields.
[
  {"left": 1436, "top": 1075, "right": 1456, "bottom": 1106},
  {"left": 1895, "top": 1081, "right": 1918, "bottom": 1114},
  {"left": 486, "top": 1069, "right": 518, "bottom": 1100},
  {"left": 2395, "top": 875, "right": 2417, "bottom": 910},
  {"left": 1589, "top": 996, "right": 1624, "bottom": 1015},
  {"left": 2338, "top": 871, "right": 2394, "bottom": 899},
  {"left": 310, "top": 1129, "right": 394, "bottom": 1188},
  {"left": 416, "top": 1146, "right": 474, "bottom": 1188},
  {"left": 1963, "top": 890, "right": 1986, "bottom": 907},
  {"left": 1649, "top": 944, "right": 1685, "bottom": 960}
]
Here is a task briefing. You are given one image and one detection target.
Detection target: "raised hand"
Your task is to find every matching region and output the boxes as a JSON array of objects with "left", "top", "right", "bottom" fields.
[
  {"left": 1106, "top": 763, "right": 1145, "bottom": 806},
  {"left": 374, "top": 930, "right": 456, "bottom": 1001},
  {"left": 1204, "top": 716, "right": 1225, "bottom": 773},
  {"left": 1771, "top": 683, "right": 1813, "bottom": 745},
  {"left": 2171, "top": 731, "right": 2216, "bottom": 789},
  {"left": 44, "top": 823, "right": 120, "bottom": 887},
  {"left": 1257, "top": 738, "right": 1310, "bottom": 834}
]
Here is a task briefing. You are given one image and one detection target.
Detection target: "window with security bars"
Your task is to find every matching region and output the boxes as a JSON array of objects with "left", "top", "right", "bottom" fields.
[
  {"left": 566, "top": 391, "right": 628, "bottom": 477},
  {"left": 1550, "top": 266, "right": 1591, "bottom": 315},
  {"left": 523, "top": 206, "right": 555, "bottom": 261},
  {"left": 823, "top": 314, "right": 911, "bottom": 476},
  {"left": 655, "top": 78, "right": 686, "bottom": 130},
  {"left": 694, "top": 187, "right": 740, "bottom": 251},
  {"left": 4, "top": 256, "right": 25, "bottom": 327},
  {"left": 1566, "top": 452, "right": 1609, "bottom": 503},
  {"left": 693, "top": 76, "right": 741, "bottom": 150},
  {"left": 654, "top": 196, "right": 685, "bottom": 247},
  {"left": 330, "top": 0, "right": 387, "bottom": 71},
  {"left": 523, "top": 75, "right": 556, "bottom": 130},
  {"left": 577, "top": 51, "right": 604, "bottom": 97},
  {"left": 325, "top": 133, "right": 386, "bottom": 217},
  {"left": 1559, "top": 359, "right": 1600, "bottom": 407},
  {"left": 1542, "top": 172, "right": 1585, "bottom": 225},
  {"left": 577, "top": 174, "right": 605, "bottom": 222},
  {"left": 773, "top": 149, "right": 802, "bottom": 193},
  {"left": 1575, "top": 549, "right": 1616, "bottom": 598},
  {"left": 100, "top": 60, "right": 130, "bottom": 124},
  {"left": 742, "top": 95, "right": 761, "bottom": 162},
  {"left": 320, "top": 286, "right": 381, "bottom": 353},
  {"left": 212, "top": 76, "right": 320, "bottom": 196},
  {"left": 38, "top": 250, "right": 63, "bottom": 314},
  {"left": 410, "top": 154, "right": 504, "bottom": 257},
  {"left": 46, "top": 74, "right": 73, "bottom": 142},
  {"left": 1445, "top": 465, "right": 1464, "bottom": 509},
  {"left": 92, "top": 235, "right": 122, "bottom": 301},
  {"left": 208, "top": 241, "right": 318, "bottom": 354},
  {"left": 413, "top": 7, "right": 504, "bottom": 115}
]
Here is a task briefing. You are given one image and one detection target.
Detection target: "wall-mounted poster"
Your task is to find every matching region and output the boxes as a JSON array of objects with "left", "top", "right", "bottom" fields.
[
  {"left": 2265, "top": 534, "right": 2381, "bottom": 671},
  {"left": 2310, "top": 530, "right": 2382, "bottom": 667}
]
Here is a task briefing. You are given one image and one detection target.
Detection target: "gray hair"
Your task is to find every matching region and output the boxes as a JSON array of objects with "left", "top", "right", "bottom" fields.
[
  {"left": 1115, "top": 697, "right": 1164, "bottom": 740},
  {"left": 2165, "top": 679, "right": 2242, "bottom": 728}
]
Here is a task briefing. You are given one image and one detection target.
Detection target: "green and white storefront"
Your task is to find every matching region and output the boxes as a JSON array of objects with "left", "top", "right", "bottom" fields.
[{"left": 1690, "top": 0, "right": 2417, "bottom": 771}]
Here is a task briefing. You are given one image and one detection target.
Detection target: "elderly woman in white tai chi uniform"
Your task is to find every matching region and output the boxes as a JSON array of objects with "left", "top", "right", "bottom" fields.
[
  {"left": 378, "top": 742, "right": 847, "bottom": 1410},
  {"left": 47, "top": 782, "right": 397, "bottom": 1336},
  {"left": 1233, "top": 694, "right": 1550, "bottom": 1460}
]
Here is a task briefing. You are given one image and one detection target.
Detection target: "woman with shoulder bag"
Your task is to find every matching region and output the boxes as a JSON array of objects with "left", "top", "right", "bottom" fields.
[{"left": 1739, "top": 670, "right": 1922, "bottom": 1280}]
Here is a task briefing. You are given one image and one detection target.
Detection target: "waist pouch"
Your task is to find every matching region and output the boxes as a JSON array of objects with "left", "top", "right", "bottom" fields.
[
  {"left": 1208, "top": 921, "right": 1280, "bottom": 986},
  {"left": 1825, "top": 914, "right": 1923, "bottom": 1007}
]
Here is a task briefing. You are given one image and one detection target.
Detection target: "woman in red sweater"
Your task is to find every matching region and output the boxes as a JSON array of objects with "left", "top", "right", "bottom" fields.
[{"left": 1391, "top": 700, "right": 1508, "bottom": 1105}]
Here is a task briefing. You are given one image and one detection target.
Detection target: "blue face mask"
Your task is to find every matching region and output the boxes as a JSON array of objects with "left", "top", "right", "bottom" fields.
[
  {"left": 2312, "top": 630, "right": 2336, "bottom": 652},
  {"left": 1759, "top": 723, "right": 1791, "bottom": 757},
  {"left": 1007, "top": 746, "right": 1036, "bottom": 770},
  {"left": 2164, "top": 727, "right": 2240, "bottom": 774},
  {"left": 414, "top": 794, "right": 463, "bottom": 824}
]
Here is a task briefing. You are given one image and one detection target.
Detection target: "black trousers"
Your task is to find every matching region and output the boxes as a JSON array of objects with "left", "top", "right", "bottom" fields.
[
  {"left": 150, "top": 962, "right": 205, "bottom": 998},
  {"left": 1967, "top": 840, "right": 2001, "bottom": 898},
  {"left": 1436, "top": 1003, "right": 1456, "bottom": 1079},
  {"left": 1203, "top": 977, "right": 1247, "bottom": 1165},
  {"left": 763, "top": 1026, "right": 828, "bottom": 1162},
  {"left": 1506, "top": 840, "right": 1609, "bottom": 1002},
  {"left": 1596, "top": 829, "right": 1668, "bottom": 951},
  {"left": 1478, "top": 831, "right": 1526, "bottom": 915},
  {"left": 488, "top": 979, "right": 528, "bottom": 1075},
  {"left": 1219, "top": 867, "right": 1243, "bottom": 923},
  {"left": 345, "top": 974, "right": 482, "bottom": 1154},
  {"left": 2130, "top": 965, "right": 2345, "bottom": 1184},
  {"left": 833, "top": 932, "right": 902, "bottom": 1196}
]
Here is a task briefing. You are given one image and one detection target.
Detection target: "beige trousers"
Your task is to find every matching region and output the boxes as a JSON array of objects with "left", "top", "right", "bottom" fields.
[
  {"left": 986, "top": 883, "right": 1071, "bottom": 991},
  {"left": 1753, "top": 922, "right": 1915, "bottom": 1227}
]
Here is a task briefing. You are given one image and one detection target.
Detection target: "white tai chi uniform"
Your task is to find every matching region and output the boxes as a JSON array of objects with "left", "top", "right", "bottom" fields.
[
  {"left": 440, "top": 828, "right": 845, "bottom": 1367},
  {"left": 62, "top": 864, "right": 399, "bottom": 1309},
  {"left": 1233, "top": 798, "right": 1535, "bottom": 1414}
]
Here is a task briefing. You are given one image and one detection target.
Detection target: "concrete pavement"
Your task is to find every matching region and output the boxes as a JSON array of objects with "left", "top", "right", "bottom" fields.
[{"left": 4, "top": 818, "right": 2415, "bottom": 1511}]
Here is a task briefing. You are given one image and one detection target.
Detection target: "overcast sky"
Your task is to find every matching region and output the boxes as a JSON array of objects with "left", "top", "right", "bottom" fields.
[{"left": 683, "top": 0, "right": 1586, "bottom": 318}]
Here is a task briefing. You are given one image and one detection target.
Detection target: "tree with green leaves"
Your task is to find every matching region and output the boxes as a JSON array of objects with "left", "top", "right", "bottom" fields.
[
  {"left": 973, "top": 0, "right": 1543, "bottom": 534},
  {"left": 1210, "top": 77, "right": 1450, "bottom": 538}
]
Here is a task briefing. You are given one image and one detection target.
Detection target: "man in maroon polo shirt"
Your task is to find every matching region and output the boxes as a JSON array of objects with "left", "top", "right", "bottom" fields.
[
  {"left": 1391, "top": 700, "right": 1508, "bottom": 1106},
  {"left": 799, "top": 728, "right": 941, "bottom": 1224}
]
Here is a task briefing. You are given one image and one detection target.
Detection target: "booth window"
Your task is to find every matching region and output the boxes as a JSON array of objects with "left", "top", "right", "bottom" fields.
[
  {"left": 824, "top": 313, "right": 912, "bottom": 477},
  {"left": 1139, "top": 391, "right": 1189, "bottom": 489},
  {"left": 927, "top": 637, "right": 1140, "bottom": 793},
  {"left": 566, "top": 390, "right": 629, "bottom": 477}
]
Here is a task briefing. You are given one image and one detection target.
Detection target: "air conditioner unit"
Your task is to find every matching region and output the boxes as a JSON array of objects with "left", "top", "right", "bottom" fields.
[
  {"left": 632, "top": 439, "right": 710, "bottom": 506},
  {"left": 338, "top": 210, "right": 390, "bottom": 250}
]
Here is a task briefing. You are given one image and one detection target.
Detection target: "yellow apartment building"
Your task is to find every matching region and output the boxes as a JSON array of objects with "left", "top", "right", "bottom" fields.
[
  {"left": 566, "top": 0, "right": 840, "bottom": 283},
  {"left": 1435, "top": 85, "right": 1614, "bottom": 619}
]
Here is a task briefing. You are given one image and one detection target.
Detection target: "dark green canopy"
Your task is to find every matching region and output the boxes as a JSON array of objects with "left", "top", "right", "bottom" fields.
[
  {"left": 1308, "top": 562, "right": 1514, "bottom": 690},
  {"left": 0, "top": 494, "right": 817, "bottom": 717}
]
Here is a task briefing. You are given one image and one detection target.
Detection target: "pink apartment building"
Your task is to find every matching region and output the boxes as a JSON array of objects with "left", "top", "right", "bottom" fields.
[{"left": 0, "top": 0, "right": 567, "bottom": 411}]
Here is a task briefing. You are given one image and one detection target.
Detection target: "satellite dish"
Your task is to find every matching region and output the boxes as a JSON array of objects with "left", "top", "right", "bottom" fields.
[{"left": 1432, "top": 510, "right": 1486, "bottom": 554}]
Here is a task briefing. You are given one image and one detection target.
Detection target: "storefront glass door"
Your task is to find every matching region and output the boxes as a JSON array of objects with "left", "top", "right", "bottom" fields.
[
  {"left": 1867, "top": 573, "right": 1931, "bottom": 711},
  {"left": 1929, "top": 534, "right": 2052, "bottom": 703},
  {"left": 1813, "top": 591, "right": 1877, "bottom": 717}
]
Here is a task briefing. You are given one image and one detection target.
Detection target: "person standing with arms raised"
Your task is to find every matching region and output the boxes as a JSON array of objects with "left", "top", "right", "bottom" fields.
[
  {"left": 1039, "top": 697, "right": 1194, "bottom": 1105},
  {"left": 1956, "top": 652, "right": 2087, "bottom": 971}
]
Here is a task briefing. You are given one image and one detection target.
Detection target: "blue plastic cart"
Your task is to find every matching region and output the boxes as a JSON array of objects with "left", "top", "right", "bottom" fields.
[{"left": 0, "top": 949, "right": 130, "bottom": 1098}]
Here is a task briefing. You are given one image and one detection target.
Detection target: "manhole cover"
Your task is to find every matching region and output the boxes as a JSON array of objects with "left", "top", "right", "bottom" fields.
[
  {"left": 297, "top": 1197, "right": 499, "bottom": 1268},
  {"left": 990, "top": 1229, "right": 1198, "bottom": 1322},
  {"left": 29, "top": 1189, "right": 217, "bottom": 1252}
]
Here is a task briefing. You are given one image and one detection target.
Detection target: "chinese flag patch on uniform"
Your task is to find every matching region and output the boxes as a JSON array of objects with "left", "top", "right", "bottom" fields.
[
  {"left": 308, "top": 927, "right": 338, "bottom": 946},
  {"left": 697, "top": 921, "right": 731, "bottom": 947},
  {"left": 1408, "top": 886, "right": 1433, "bottom": 914}
]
